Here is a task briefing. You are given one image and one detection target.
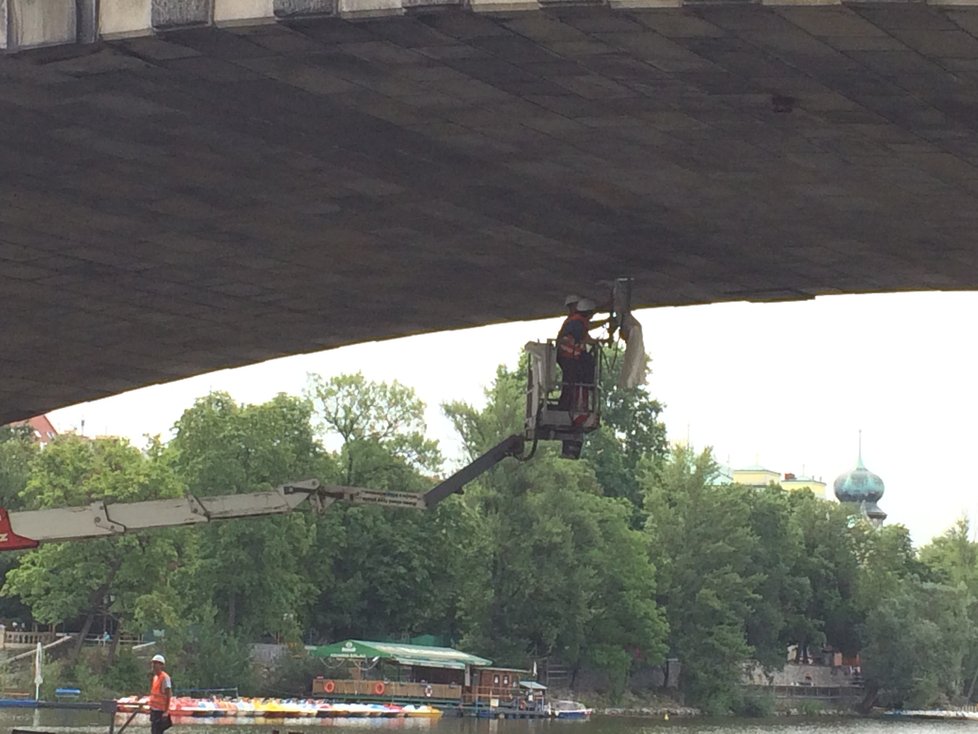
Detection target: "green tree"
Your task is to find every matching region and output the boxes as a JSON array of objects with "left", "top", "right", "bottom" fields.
[
  {"left": 304, "top": 373, "right": 461, "bottom": 643},
  {"left": 861, "top": 580, "right": 971, "bottom": 708},
  {"left": 2, "top": 435, "right": 183, "bottom": 660},
  {"left": 741, "top": 487, "right": 813, "bottom": 670},
  {"left": 0, "top": 426, "right": 38, "bottom": 622},
  {"left": 922, "top": 518, "right": 978, "bottom": 587},
  {"left": 643, "top": 445, "right": 759, "bottom": 712},
  {"left": 920, "top": 519, "right": 978, "bottom": 700},
  {"left": 445, "top": 363, "right": 667, "bottom": 697},
  {"left": 0, "top": 424, "right": 36, "bottom": 508},
  {"left": 852, "top": 522, "right": 925, "bottom": 613},
  {"left": 167, "top": 392, "right": 320, "bottom": 640},
  {"left": 789, "top": 495, "right": 864, "bottom": 656},
  {"left": 306, "top": 373, "right": 441, "bottom": 484},
  {"left": 587, "top": 347, "right": 668, "bottom": 517},
  {"left": 307, "top": 501, "right": 471, "bottom": 641}
]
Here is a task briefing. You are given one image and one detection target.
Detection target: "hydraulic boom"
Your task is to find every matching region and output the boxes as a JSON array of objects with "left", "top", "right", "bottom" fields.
[
  {"left": 0, "top": 480, "right": 426, "bottom": 551},
  {"left": 0, "top": 438, "right": 526, "bottom": 551}
]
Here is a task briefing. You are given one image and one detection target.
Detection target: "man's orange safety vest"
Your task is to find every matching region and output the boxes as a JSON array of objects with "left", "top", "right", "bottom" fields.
[
  {"left": 149, "top": 671, "right": 171, "bottom": 711},
  {"left": 558, "top": 312, "right": 591, "bottom": 359}
]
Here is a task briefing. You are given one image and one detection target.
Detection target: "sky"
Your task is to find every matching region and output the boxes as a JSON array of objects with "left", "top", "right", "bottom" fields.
[{"left": 46, "top": 291, "right": 978, "bottom": 546}]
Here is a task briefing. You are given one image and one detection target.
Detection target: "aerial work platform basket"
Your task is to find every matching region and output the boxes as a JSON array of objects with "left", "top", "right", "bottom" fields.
[{"left": 524, "top": 340, "right": 601, "bottom": 459}]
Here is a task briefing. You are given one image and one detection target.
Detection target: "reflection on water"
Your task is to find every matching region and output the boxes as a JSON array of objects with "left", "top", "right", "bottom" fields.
[
  {"left": 123, "top": 718, "right": 439, "bottom": 730},
  {"left": 0, "top": 709, "right": 968, "bottom": 734}
]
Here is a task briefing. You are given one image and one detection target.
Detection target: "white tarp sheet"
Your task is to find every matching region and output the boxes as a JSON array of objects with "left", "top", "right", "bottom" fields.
[{"left": 618, "top": 314, "right": 648, "bottom": 389}]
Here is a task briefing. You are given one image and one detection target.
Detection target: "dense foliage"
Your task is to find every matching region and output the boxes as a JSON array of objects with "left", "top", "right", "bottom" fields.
[{"left": 0, "top": 348, "right": 973, "bottom": 711}]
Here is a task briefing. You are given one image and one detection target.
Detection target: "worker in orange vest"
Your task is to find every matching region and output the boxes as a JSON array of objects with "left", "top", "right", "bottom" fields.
[
  {"left": 148, "top": 654, "right": 173, "bottom": 734},
  {"left": 556, "top": 297, "right": 601, "bottom": 413}
]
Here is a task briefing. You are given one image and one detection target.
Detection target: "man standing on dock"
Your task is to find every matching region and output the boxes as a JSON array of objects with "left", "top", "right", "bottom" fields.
[{"left": 148, "top": 654, "right": 172, "bottom": 734}]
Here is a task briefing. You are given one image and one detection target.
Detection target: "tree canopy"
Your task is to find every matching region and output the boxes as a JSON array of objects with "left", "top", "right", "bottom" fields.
[{"left": 0, "top": 348, "right": 970, "bottom": 712}]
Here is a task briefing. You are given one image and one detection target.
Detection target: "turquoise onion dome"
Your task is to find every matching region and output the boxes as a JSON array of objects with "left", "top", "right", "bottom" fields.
[
  {"left": 834, "top": 438, "right": 886, "bottom": 523},
  {"left": 833, "top": 456, "right": 885, "bottom": 503}
]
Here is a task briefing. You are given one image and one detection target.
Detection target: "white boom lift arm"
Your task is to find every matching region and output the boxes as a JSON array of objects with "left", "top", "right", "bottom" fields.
[
  {"left": 0, "top": 438, "right": 527, "bottom": 552},
  {"left": 0, "top": 481, "right": 428, "bottom": 551},
  {"left": 0, "top": 436, "right": 523, "bottom": 551},
  {"left": 0, "top": 439, "right": 538, "bottom": 553}
]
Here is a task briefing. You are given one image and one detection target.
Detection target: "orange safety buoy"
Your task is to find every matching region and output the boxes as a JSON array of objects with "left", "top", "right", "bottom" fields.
[
  {"left": 324, "top": 680, "right": 336, "bottom": 694},
  {"left": 374, "top": 682, "right": 385, "bottom": 695}
]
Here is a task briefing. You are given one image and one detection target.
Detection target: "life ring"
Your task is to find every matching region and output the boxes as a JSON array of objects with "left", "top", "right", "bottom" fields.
[
  {"left": 374, "top": 682, "right": 385, "bottom": 695},
  {"left": 324, "top": 680, "right": 336, "bottom": 694},
  {"left": 424, "top": 685, "right": 432, "bottom": 698}
]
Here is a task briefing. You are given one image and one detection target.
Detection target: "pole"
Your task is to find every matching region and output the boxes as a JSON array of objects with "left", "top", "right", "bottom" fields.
[
  {"left": 115, "top": 710, "right": 140, "bottom": 734},
  {"left": 33, "top": 642, "right": 42, "bottom": 701}
]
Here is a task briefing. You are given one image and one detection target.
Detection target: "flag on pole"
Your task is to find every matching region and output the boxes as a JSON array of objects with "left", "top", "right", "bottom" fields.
[{"left": 33, "top": 641, "right": 43, "bottom": 700}]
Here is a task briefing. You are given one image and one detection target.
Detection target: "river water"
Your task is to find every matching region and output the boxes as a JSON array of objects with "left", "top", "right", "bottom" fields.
[{"left": 0, "top": 710, "right": 965, "bottom": 734}]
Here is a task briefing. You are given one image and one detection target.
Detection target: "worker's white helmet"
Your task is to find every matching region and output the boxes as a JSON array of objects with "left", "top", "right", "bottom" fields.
[
  {"left": 564, "top": 294, "right": 581, "bottom": 307},
  {"left": 151, "top": 654, "right": 166, "bottom": 664},
  {"left": 576, "top": 298, "right": 597, "bottom": 311}
]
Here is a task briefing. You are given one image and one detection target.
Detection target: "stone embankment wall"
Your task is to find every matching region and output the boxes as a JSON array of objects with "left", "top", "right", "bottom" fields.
[{"left": 745, "top": 662, "right": 861, "bottom": 688}]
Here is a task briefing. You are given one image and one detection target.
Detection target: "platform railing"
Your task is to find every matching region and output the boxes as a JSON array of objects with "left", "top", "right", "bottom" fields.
[{"left": 0, "top": 631, "right": 63, "bottom": 649}]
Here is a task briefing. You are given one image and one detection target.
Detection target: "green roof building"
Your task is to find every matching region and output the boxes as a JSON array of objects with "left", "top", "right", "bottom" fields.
[{"left": 311, "top": 639, "right": 491, "bottom": 670}]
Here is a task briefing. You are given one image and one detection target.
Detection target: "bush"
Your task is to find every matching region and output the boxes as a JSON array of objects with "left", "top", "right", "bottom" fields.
[
  {"left": 263, "top": 650, "right": 328, "bottom": 697},
  {"left": 102, "top": 650, "right": 149, "bottom": 695},
  {"left": 697, "top": 691, "right": 739, "bottom": 716},
  {"left": 174, "top": 627, "right": 255, "bottom": 695},
  {"left": 796, "top": 700, "right": 823, "bottom": 716},
  {"left": 735, "top": 690, "right": 776, "bottom": 718}
]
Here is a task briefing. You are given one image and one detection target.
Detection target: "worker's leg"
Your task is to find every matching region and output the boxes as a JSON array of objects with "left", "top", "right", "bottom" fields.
[
  {"left": 557, "top": 356, "right": 578, "bottom": 410},
  {"left": 577, "top": 353, "right": 596, "bottom": 412},
  {"left": 150, "top": 710, "right": 163, "bottom": 734}
]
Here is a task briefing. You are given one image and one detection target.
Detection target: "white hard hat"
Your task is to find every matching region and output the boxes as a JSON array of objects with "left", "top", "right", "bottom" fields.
[
  {"left": 576, "top": 298, "right": 596, "bottom": 311},
  {"left": 564, "top": 294, "right": 581, "bottom": 306},
  {"left": 151, "top": 654, "right": 166, "bottom": 664}
]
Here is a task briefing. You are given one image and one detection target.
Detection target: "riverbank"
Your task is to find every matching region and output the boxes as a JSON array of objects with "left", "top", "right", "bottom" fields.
[
  {"left": 600, "top": 705, "right": 857, "bottom": 718},
  {"left": 603, "top": 706, "right": 701, "bottom": 718},
  {"left": 582, "top": 690, "right": 860, "bottom": 719},
  {"left": 549, "top": 690, "right": 700, "bottom": 718}
]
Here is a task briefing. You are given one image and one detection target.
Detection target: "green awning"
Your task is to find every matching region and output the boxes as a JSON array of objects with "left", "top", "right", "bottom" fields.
[
  {"left": 311, "top": 639, "right": 491, "bottom": 669},
  {"left": 519, "top": 681, "right": 548, "bottom": 690}
]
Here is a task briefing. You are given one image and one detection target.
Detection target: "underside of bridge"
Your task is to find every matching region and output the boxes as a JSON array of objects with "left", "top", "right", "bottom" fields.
[{"left": 2, "top": 2, "right": 978, "bottom": 424}]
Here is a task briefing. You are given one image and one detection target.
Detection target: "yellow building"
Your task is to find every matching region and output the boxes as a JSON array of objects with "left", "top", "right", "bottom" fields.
[
  {"left": 781, "top": 474, "right": 828, "bottom": 500},
  {"left": 732, "top": 465, "right": 780, "bottom": 488},
  {"left": 731, "top": 466, "right": 828, "bottom": 500}
]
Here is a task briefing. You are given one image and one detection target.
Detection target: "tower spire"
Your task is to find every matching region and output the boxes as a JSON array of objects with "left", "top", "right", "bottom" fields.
[{"left": 834, "top": 430, "right": 885, "bottom": 527}]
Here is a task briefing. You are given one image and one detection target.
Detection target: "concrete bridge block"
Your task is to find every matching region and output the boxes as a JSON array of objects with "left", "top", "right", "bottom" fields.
[
  {"left": 5, "top": 0, "right": 77, "bottom": 49},
  {"left": 469, "top": 0, "right": 541, "bottom": 12},
  {"left": 273, "top": 0, "right": 337, "bottom": 15},
  {"left": 608, "top": 0, "right": 680, "bottom": 9},
  {"left": 215, "top": 0, "right": 275, "bottom": 23},
  {"left": 100, "top": 0, "right": 152, "bottom": 37},
  {"left": 152, "top": 0, "right": 212, "bottom": 28},
  {"left": 337, "top": 0, "right": 403, "bottom": 18},
  {"left": 403, "top": 0, "right": 460, "bottom": 9},
  {"left": 762, "top": 0, "right": 840, "bottom": 7}
]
